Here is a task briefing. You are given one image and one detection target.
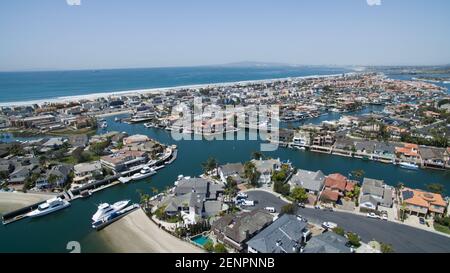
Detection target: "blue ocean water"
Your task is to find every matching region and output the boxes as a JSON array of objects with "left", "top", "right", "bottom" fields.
[{"left": 0, "top": 66, "right": 349, "bottom": 103}]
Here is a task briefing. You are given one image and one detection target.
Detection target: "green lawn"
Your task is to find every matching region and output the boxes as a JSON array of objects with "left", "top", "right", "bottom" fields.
[{"left": 434, "top": 223, "right": 450, "bottom": 235}]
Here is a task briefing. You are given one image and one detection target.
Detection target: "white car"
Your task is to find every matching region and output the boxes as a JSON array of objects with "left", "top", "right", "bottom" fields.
[
  {"left": 381, "top": 214, "right": 388, "bottom": 221},
  {"left": 367, "top": 212, "right": 380, "bottom": 219},
  {"left": 322, "top": 221, "right": 338, "bottom": 230},
  {"left": 237, "top": 192, "right": 248, "bottom": 199},
  {"left": 242, "top": 200, "right": 255, "bottom": 206},
  {"left": 264, "top": 207, "right": 276, "bottom": 213}
]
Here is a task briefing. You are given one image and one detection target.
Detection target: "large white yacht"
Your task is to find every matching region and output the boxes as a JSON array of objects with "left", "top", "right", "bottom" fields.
[
  {"left": 130, "top": 166, "right": 156, "bottom": 181},
  {"left": 27, "top": 197, "right": 71, "bottom": 218},
  {"left": 91, "top": 200, "right": 130, "bottom": 222}
]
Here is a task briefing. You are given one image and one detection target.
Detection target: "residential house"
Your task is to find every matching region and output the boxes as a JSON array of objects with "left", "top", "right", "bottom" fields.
[
  {"left": 288, "top": 169, "right": 325, "bottom": 195},
  {"left": 302, "top": 232, "right": 351, "bottom": 253},
  {"left": 160, "top": 177, "right": 224, "bottom": 224},
  {"left": 218, "top": 163, "right": 245, "bottom": 184},
  {"left": 419, "top": 146, "right": 447, "bottom": 169},
  {"left": 395, "top": 143, "right": 421, "bottom": 163},
  {"left": 247, "top": 214, "right": 311, "bottom": 253},
  {"left": 68, "top": 135, "right": 89, "bottom": 148},
  {"left": 359, "top": 178, "right": 393, "bottom": 211},
  {"left": 35, "top": 164, "right": 72, "bottom": 189},
  {"left": 400, "top": 187, "right": 447, "bottom": 217},
  {"left": 8, "top": 166, "right": 30, "bottom": 184},
  {"left": 100, "top": 150, "right": 148, "bottom": 173},
  {"left": 320, "top": 173, "right": 356, "bottom": 203},
  {"left": 73, "top": 161, "right": 103, "bottom": 184},
  {"left": 292, "top": 130, "right": 311, "bottom": 146},
  {"left": 212, "top": 209, "right": 273, "bottom": 252},
  {"left": 250, "top": 158, "right": 282, "bottom": 185}
]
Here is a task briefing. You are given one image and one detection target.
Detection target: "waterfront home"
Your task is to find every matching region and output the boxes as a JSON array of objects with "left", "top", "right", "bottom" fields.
[
  {"left": 288, "top": 169, "right": 325, "bottom": 196},
  {"left": 122, "top": 134, "right": 150, "bottom": 145},
  {"left": 212, "top": 209, "right": 273, "bottom": 252},
  {"left": 250, "top": 158, "right": 282, "bottom": 185},
  {"left": 35, "top": 164, "right": 72, "bottom": 189},
  {"left": 395, "top": 143, "right": 421, "bottom": 163},
  {"left": 400, "top": 187, "right": 447, "bottom": 218},
  {"left": 41, "top": 137, "right": 65, "bottom": 150},
  {"left": 7, "top": 166, "right": 30, "bottom": 185},
  {"left": 419, "top": 146, "right": 447, "bottom": 169},
  {"left": 292, "top": 130, "right": 312, "bottom": 146},
  {"left": 68, "top": 135, "right": 89, "bottom": 148},
  {"left": 302, "top": 232, "right": 351, "bottom": 253},
  {"left": 359, "top": 178, "right": 393, "bottom": 211},
  {"left": 320, "top": 173, "right": 355, "bottom": 203},
  {"left": 218, "top": 163, "right": 245, "bottom": 184},
  {"left": 100, "top": 149, "right": 148, "bottom": 173},
  {"left": 247, "top": 214, "right": 310, "bottom": 253},
  {"left": 159, "top": 177, "right": 225, "bottom": 224},
  {"left": 10, "top": 114, "right": 56, "bottom": 129},
  {"left": 73, "top": 161, "right": 103, "bottom": 184}
]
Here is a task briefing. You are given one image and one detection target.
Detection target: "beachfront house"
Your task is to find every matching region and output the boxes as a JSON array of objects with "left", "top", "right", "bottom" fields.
[
  {"left": 212, "top": 209, "right": 273, "bottom": 252},
  {"left": 73, "top": 161, "right": 103, "bottom": 184},
  {"left": 399, "top": 187, "right": 447, "bottom": 218},
  {"left": 419, "top": 146, "right": 447, "bottom": 169},
  {"left": 247, "top": 214, "right": 311, "bottom": 253},
  {"left": 359, "top": 178, "right": 393, "bottom": 211},
  {"left": 288, "top": 169, "right": 325, "bottom": 196},
  {"left": 35, "top": 164, "right": 72, "bottom": 189}
]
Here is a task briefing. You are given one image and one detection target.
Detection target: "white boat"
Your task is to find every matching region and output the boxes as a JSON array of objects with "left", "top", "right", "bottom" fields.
[
  {"left": 91, "top": 200, "right": 130, "bottom": 222},
  {"left": 131, "top": 166, "right": 156, "bottom": 181},
  {"left": 27, "top": 197, "right": 71, "bottom": 218},
  {"left": 144, "top": 122, "right": 153, "bottom": 128},
  {"left": 399, "top": 162, "right": 419, "bottom": 170},
  {"left": 118, "top": 176, "right": 132, "bottom": 184},
  {"left": 100, "top": 121, "right": 108, "bottom": 129},
  {"left": 114, "top": 117, "right": 120, "bottom": 122}
]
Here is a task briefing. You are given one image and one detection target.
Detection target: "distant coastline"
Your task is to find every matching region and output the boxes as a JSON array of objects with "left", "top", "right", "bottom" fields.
[{"left": 0, "top": 73, "right": 346, "bottom": 107}]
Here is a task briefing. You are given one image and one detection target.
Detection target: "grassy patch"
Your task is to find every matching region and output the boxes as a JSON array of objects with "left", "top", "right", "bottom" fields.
[{"left": 434, "top": 223, "right": 450, "bottom": 235}]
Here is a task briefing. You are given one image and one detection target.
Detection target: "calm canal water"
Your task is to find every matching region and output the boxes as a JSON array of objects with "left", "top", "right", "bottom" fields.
[{"left": 0, "top": 109, "right": 449, "bottom": 252}]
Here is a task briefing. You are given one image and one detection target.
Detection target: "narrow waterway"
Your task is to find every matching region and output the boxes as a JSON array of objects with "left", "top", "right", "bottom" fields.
[{"left": 1, "top": 111, "right": 448, "bottom": 253}]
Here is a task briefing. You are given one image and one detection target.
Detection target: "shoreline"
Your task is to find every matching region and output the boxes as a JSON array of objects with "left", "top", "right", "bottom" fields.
[
  {"left": 97, "top": 208, "right": 204, "bottom": 253},
  {"left": 0, "top": 73, "right": 347, "bottom": 107},
  {"left": 0, "top": 191, "right": 56, "bottom": 214}
]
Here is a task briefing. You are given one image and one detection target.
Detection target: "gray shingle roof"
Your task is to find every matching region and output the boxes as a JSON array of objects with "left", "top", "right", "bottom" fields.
[
  {"left": 246, "top": 214, "right": 308, "bottom": 253},
  {"left": 289, "top": 169, "right": 325, "bottom": 192},
  {"left": 303, "top": 232, "right": 351, "bottom": 253}
]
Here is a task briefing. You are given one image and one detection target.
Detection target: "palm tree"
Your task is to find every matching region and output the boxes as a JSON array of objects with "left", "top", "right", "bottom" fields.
[
  {"left": 244, "top": 161, "right": 260, "bottom": 187},
  {"left": 225, "top": 176, "right": 238, "bottom": 198}
]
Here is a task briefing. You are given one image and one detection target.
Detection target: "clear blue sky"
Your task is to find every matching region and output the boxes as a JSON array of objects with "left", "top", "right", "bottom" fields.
[{"left": 1, "top": 0, "right": 449, "bottom": 71}]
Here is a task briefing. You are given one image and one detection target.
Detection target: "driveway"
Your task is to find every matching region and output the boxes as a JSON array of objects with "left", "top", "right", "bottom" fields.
[
  {"left": 297, "top": 207, "right": 450, "bottom": 253},
  {"left": 244, "top": 190, "right": 289, "bottom": 213}
]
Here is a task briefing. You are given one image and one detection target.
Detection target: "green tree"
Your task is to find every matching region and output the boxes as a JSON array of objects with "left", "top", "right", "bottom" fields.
[
  {"left": 244, "top": 161, "right": 260, "bottom": 187},
  {"left": 346, "top": 232, "right": 361, "bottom": 248},
  {"left": 203, "top": 241, "right": 214, "bottom": 252},
  {"left": 351, "top": 169, "right": 365, "bottom": 181},
  {"left": 47, "top": 174, "right": 61, "bottom": 188},
  {"left": 225, "top": 176, "right": 238, "bottom": 198},
  {"left": 291, "top": 187, "right": 308, "bottom": 203},
  {"left": 281, "top": 203, "right": 295, "bottom": 215},
  {"left": 201, "top": 157, "right": 218, "bottom": 175},
  {"left": 213, "top": 243, "right": 228, "bottom": 253},
  {"left": 380, "top": 243, "right": 394, "bottom": 253},
  {"left": 332, "top": 226, "right": 345, "bottom": 236}
]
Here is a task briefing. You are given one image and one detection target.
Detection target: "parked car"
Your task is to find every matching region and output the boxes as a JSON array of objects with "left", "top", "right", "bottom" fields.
[
  {"left": 242, "top": 200, "right": 255, "bottom": 207},
  {"left": 367, "top": 212, "right": 380, "bottom": 219},
  {"left": 314, "top": 205, "right": 321, "bottom": 210},
  {"left": 381, "top": 214, "right": 388, "bottom": 221},
  {"left": 322, "top": 222, "right": 338, "bottom": 230},
  {"left": 236, "top": 192, "right": 248, "bottom": 199},
  {"left": 419, "top": 217, "right": 426, "bottom": 225},
  {"left": 298, "top": 203, "right": 305, "bottom": 208},
  {"left": 265, "top": 207, "right": 276, "bottom": 213}
]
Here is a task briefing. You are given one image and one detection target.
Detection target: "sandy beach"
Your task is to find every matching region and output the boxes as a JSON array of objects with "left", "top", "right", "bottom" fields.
[
  {"left": 98, "top": 209, "right": 205, "bottom": 253},
  {"left": 0, "top": 191, "right": 55, "bottom": 214},
  {"left": 0, "top": 73, "right": 344, "bottom": 107}
]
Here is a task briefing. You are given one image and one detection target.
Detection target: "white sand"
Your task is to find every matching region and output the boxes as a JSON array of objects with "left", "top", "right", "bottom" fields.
[
  {"left": 98, "top": 209, "right": 204, "bottom": 253},
  {"left": 0, "top": 73, "right": 343, "bottom": 107},
  {"left": 0, "top": 191, "right": 55, "bottom": 214}
]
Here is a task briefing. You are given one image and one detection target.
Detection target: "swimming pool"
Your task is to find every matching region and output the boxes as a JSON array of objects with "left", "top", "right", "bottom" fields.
[{"left": 190, "top": 235, "right": 212, "bottom": 246}]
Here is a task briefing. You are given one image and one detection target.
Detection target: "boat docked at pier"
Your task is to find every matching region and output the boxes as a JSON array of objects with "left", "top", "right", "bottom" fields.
[
  {"left": 91, "top": 200, "right": 130, "bottom": 222},
  {"left": 91, "top": 203, "right": 140, "bottom": 230},
  {"left": 27, "top": 197, "right": 71, "bottom": 218},
  {"left": 130, "top": 166, "right": 156, "bottom": 181},
  {"left": 399, "top": 162, "right": 419, "bottom": 170}
]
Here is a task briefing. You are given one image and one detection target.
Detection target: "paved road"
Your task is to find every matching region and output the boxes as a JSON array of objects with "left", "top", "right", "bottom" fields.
[
  {"left": 297, "top": 207, "right": 450, "bottom": 253},
  {"left": 245, "top": 190, "right": 288, "bottom": 213}
]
